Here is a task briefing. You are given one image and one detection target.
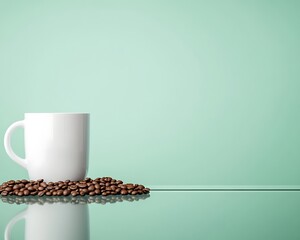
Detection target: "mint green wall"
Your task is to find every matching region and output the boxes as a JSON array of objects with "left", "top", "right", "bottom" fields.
[{"left": 0, "top": 0, "right": 299, "bottom": 186}]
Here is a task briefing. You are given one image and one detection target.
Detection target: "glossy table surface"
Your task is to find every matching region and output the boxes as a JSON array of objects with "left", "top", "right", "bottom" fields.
[{"left": 1, "top": 190, "right": 300, "bottom": 240}]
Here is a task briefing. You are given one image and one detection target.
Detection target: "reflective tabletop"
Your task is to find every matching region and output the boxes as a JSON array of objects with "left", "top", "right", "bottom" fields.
[{"left": 1, "top": 190, "right": 300, "bottom": 240}]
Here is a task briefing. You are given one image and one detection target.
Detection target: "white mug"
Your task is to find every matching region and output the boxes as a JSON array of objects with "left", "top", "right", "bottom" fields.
[
  {"left": 4, "top": 113, "right": 89, "bottom": 182},
  {"left": 5, "top": 203, "right": 89, "bottom": 240}
]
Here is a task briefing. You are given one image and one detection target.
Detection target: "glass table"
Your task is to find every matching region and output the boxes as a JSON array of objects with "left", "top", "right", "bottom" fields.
[{"left": 1, "top": 190, "right": 300, "bottom": 240}]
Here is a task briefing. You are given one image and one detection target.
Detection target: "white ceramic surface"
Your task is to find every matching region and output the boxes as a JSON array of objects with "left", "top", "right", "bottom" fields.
[
  {"left": 4, "top": 113, "right": 89, "bottom": 182},
  {"left": 5, "top": 203, "right": 89, "bottom": 240}
]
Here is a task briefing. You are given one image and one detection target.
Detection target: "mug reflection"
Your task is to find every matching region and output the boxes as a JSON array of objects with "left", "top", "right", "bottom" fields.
[
  {"left": 5, "top": 202, "right": 89, "bottom": 240},
  {"left": 3, "top": 194, "right": 150, "bottom": 240}
]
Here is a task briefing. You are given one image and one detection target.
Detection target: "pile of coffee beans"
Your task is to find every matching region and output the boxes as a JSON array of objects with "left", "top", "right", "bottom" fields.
[
  {"left": 0, "top": 177, "right": 150, "bottom": 197},
  {"left": 1, "top": 194, "right": 150, "bottom": 205}
]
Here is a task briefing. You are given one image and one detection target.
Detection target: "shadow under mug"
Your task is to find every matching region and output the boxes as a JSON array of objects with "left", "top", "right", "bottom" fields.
[
  {"left": 4, "top": 113, "right": 89, "bottom": 182},
  {"left": 5, "top": 203, "right": 89, "bottom": 240}
]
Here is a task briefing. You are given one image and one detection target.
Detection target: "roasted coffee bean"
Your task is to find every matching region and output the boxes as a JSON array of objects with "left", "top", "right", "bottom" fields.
[
  {"left": 57, "top": 190, "right": 63, "bottom": 196},
  {"left": 63, "top": 190, "right": 70, "bottom": 196},
  {"left": 121, "top": 189, "right": 128, "bottom": 195},
  {"left": 77, "top": 183, "right": 87, "bottom": 188},
  {"left": 69, "top": 185, "right": 77, "bottom": 190},
  {"left": 126, "top": 184, "right": 134, "bottom": 189},
  {"left": 0, "top": 177, "right": 150, "bottom": 198},
  {"left": 17, "top": 191, "right": 24, "bottom": 196},
  {"left": 81, "top": 189, "right": 89, "bottom": 194},
  {"left": 95, "top": 189, "right": 101, "bottom": 195},
  {"left": 136, "top": 185, "right": 144, "bottom": 190},
  {"left": 1, "top": 191, "right": 8, "bottom": 196},
  {"left": 38, "top": 191, "right": 45, "bottom": 197},
  {"left": 71, "top": 191, "right": 78, "bottom": 196},
  {"left": 24, "top": 190, "right": 30, "bottom": 196}
]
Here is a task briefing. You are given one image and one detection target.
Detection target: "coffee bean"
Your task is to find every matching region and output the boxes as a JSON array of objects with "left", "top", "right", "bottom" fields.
[
  {"left": 0, "top": 177, "right": 150, "bottom": 198},
  {"left": 17, "top": 191, "right": 24, "bottom": 196},
  {"left": 121, "top": 189, "right": 128, "bottom": 195},
  {"left": 24, "top": 190, "right": 30, "bottom": 196},
  {"left": 57, "top": 190, "right": 63, "bottom": 196},
  {"left": 77, "top": 183, "right": 87, "bottom": 188},
  {"left": 136, "top": 185, "right": 144, "bottom": 190},
  {"left": 69, "top": 185, "right": 77, "bottom": 190},
  {"left": 38, "top": 191, "right": 45, "bottom": 197},
  {"left": 71, "top": 191, "right": 78, "bottom": 196},
  {"left": 63, "top": 190, "right": 70, "bottom": 196},
  {"left": 8, "top": 180, "right": 15, "bottom": 185},
  {"left": 126, "top": 184, "right": 134, "bottom": 189},
  {"left": 1, "top": 191, "right": 8, "bottom": 196},
  {"left": 95, "top": 189, "right": 101, "bottom": 195}
]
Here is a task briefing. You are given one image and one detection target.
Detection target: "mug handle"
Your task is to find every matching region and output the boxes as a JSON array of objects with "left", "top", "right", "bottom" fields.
[
  {"left": 4, "top": 120, "right": 28, "bottom": 169},
  {"left": 5, "top": 208, "right": 27, "bottom": 240}
]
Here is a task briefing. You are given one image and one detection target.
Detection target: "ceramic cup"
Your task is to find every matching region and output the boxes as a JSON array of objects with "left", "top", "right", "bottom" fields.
[
  {"left": 4, "top": 113, "right": 89, "bottom": 182},
  {"left": 5, "top": 203, "right": 89, "bottom": 240}
]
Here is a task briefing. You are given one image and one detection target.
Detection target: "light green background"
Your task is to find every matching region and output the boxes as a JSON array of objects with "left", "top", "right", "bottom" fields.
[{"left": 0, "top": 0, "right": 300, "bottom": 186}]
